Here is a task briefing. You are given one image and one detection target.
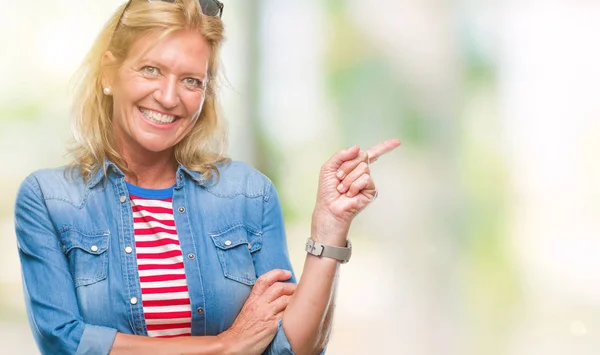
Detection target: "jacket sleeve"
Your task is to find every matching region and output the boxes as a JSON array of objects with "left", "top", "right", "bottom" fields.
[
  {"left": 15, "top": 175, "right": 117, "bottom": 355},
  {"left": 255, "top": 182, "right": 326, "bottom": 355}
]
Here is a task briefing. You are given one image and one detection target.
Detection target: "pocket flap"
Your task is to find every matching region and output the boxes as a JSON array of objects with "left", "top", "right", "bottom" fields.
[
  {"left": 61, "top": 229, "right": 110, "bottom": 255},
  {"left": 210, "top": 225, "right": 262, "bottom": 252}
]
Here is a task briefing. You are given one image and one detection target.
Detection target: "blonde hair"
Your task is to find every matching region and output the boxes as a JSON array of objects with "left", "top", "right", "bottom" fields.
[{"left": 69, "top": 0, "right": 228, "bottom": 182}]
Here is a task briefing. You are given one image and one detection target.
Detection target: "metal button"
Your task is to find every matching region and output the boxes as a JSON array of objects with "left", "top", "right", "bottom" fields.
[
  {"left": 90, "top": 245, "right": 99, "bottom": 252},
  {"left": 187, "top": 253, "right": 195, "bottom": 260},
  {"left": 196, "top": 307, "right": 204, "bottom": 315},
  {"left": 125, "top": 246, "right": 133, "bottom": 254},
  {"left": 224, "top": 240, "right": 232, "bottom": 246},
  {"left": 61, "top": 245, "right": 67, "bottom": 253},
  {"left": 247, "top": 243, "right": 251, "bottom": 249},
  {"left": 178, "top": 207, "right": 185, "bottom": 213},
  {"left": 130, "top": 297, "right": 138, "bottom": 305},
  {"left": 120, "top": 195, "right": 127, "bottom": 203}
]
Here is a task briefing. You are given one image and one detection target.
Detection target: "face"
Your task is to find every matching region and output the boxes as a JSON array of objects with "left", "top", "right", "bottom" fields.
[{"left": 104, "top": 29, "right": 210, "bottom": 158}]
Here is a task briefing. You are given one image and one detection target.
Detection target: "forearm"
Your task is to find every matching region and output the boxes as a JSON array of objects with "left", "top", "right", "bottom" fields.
[
  {"left": 110, "top": 333, "right": 227, "bottom": 355},
  {"left": 315, "top": 286, "right": 337, "bottom": 351},
  {"left": 281, "top": 229, "right": 345, "bottom": 355}
]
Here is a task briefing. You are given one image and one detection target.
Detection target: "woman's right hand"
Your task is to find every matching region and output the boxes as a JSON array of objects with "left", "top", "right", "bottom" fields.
[
  {"left": 218, "top": 269, "right": 296, "bottom": 355},
  {"left": 311, "top": 139, "right": 401, "bottom": 244}
]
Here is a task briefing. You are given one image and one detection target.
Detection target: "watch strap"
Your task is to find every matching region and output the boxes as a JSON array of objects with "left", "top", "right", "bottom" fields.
[{"left": 305, "top": 239, "right": 352, "bottom": 263}]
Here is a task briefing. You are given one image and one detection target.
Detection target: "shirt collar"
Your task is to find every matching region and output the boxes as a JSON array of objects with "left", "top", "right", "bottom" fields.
[
  {"left": 87, "top": 159, "right": 124, "bottom": 189},
  {"left": 175, "top": 164, "right": 208, "bottom": 189},
  {"left": 87, "top": 158, "right": 211, "bottom": 189}
]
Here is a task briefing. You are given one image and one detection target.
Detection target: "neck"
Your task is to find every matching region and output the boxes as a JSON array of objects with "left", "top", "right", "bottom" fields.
[
  {"left": 111, "top": 124, "right": 180, "bottom": 189},
  {"left": 121, "top": 149, "right": 179, "bottom": 189}
]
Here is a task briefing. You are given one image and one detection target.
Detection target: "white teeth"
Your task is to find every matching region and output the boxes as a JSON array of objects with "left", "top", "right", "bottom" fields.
[{"left": 140, "top": 108, "right": 176, "bottom": 124}]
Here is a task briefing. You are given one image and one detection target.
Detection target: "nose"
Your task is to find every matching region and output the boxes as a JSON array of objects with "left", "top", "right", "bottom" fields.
[{"left": 153, "top": 76, "right": 180, "bottom": 109}]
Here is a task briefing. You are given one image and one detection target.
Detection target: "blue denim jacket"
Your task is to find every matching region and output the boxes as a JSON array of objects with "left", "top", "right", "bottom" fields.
[{"left": 15, "top": 160, "right": 299, "bottom": 355}]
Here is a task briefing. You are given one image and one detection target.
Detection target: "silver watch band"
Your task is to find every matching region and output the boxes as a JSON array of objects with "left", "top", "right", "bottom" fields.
[{"left": 305, "top": 239, "right": 352, "bottom": 263}]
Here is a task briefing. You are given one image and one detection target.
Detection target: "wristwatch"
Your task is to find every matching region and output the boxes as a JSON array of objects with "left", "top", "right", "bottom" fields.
[{"left": 305, "top": 239, "right": 352, "bottom": 263}]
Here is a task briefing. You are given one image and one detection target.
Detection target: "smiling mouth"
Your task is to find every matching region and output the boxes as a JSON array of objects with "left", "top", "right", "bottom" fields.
[{"left": 139, "top": 107, "right": 178, "bottom": 124}]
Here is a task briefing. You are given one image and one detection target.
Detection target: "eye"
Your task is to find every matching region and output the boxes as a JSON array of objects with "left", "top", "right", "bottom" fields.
[
  {"left": 183, "top": 77, "right": 204, "bottom": 89},
  {"left": 140, "top": 66, "right": 159, "bottom": 76}
]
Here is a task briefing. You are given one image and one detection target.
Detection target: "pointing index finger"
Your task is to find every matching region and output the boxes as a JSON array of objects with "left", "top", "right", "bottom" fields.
[{"left": 366, "top": 138, "right": 401, "bottom": 163}]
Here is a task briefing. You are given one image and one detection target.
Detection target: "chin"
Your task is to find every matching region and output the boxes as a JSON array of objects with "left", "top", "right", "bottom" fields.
[{"left": 137, "top": 139, "right": 177, "bottom": 154}]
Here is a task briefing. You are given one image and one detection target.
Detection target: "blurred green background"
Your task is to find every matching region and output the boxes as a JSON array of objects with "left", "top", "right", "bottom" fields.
[{"left": 2, "top": 0, "right": 600, "bottom": 354}]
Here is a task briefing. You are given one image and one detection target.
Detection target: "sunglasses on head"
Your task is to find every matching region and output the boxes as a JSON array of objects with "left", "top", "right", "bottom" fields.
[
  {"left": 119, "top": 0, "right": 224, "bottom": 25},
  {"left": 152, "top": 0, "right": 224, "bottom": 18}
]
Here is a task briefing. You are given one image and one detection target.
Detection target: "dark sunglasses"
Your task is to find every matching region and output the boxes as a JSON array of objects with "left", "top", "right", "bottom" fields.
[
  {"left": 118, "top": 0, "right": 224, "bottom": 27},
  {"left": 154, "top": 0, "right": 224, "bottom": 18}
]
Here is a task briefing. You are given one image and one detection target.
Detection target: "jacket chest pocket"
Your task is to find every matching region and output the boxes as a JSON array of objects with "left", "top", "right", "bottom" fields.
[
  {"left": 60, "top": 228, "right": 110, "bottom": 287},
  {"left": 210, "top": 225, "right": 263, "bottom": 286}
]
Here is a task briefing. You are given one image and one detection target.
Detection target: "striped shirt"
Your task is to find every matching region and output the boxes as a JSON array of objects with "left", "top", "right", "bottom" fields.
[{"left": 127, "top": 182, "right": 192, "bottom": 338}]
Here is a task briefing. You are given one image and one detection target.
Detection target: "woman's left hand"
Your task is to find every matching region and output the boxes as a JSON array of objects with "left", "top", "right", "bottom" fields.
[{"left": 311, "top": 138, "right": 401, "bottom": 244}]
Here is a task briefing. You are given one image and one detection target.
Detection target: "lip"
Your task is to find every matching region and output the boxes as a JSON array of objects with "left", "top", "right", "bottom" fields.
[{"left": 137, "top": 107, "right": 181, "bottom": 130}]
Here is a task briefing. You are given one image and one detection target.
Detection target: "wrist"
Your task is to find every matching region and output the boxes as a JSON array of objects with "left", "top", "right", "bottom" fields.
[
  {"left": 216, "top": 331, "right": 239, "bottom": 355},
  {"left": 311, "top": 210, "right": 349, "bottom": 246}
]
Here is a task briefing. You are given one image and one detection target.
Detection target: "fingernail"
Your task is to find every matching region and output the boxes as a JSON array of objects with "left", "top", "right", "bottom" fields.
[
  {"left": 346, "top": 192, "right": 352, "bottom": 197},
  {"left": 284, "top": 270, "right": 292, "bottom": 277},
  {"left": 336, "top": 170, "right": 345, "bottom": 179},
  {"left": 337, "top": 183, "right": 344, "bottom": 192}
]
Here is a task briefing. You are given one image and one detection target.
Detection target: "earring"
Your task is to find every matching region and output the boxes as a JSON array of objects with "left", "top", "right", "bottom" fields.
[{"left": 103, "top": 87, "right": 112, "bottom": 96}]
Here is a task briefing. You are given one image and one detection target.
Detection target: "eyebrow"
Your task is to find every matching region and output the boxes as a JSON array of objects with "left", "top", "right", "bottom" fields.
[{"left": 137, "top": 58, "right": 207, "bottom": 79}]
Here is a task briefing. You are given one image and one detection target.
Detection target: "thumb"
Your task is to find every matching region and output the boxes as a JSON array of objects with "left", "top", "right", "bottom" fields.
[{"left": 323, "top": 145, "right": 360, "bottom": 172}]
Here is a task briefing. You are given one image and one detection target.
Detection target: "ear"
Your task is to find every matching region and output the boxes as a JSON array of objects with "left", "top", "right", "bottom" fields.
[{"left": 100, "top": 51, "right": 118, "bottom": 89}]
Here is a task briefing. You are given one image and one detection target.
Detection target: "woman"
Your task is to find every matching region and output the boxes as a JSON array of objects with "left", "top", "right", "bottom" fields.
[{"left": 14, "top": 0, "right": 400, "bottom": 354}]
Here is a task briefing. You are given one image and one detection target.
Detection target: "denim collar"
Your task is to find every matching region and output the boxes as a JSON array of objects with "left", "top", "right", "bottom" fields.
[
  {"left": 175, "top": 164, "right": 207, "bottom": 190},
  {"left": 87, "top": 159, "right": 208, "bottom": 189}
]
